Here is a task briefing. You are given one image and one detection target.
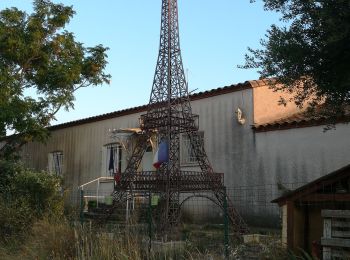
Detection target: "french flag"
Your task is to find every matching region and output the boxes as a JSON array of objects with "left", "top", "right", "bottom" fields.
[{"left": 153, "top": 140, "right": 169, "bottom": 169}]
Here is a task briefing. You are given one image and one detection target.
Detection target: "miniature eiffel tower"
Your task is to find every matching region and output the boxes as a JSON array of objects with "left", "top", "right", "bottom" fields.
[{"left": 113, "top": 0, "right": 248, "bottom": 235}]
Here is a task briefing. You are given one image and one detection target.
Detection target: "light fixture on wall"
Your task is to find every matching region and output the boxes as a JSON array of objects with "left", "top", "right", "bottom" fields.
[{"left": 235, "top": 107, "right": 246, "bottom": 125}]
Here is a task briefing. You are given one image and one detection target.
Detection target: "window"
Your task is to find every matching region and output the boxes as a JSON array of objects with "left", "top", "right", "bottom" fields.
[
  {"left": 104, "top": 143, "right": 122, "bottom": 177},
  {"left": 181, "top": 132, "right": 204, "bottom": 165},
  {"left": 48, "top": 151, "right": 64, "bottom": 176},
  {"left": 142, "top": 145, "right": 154, "bottom": 171}
]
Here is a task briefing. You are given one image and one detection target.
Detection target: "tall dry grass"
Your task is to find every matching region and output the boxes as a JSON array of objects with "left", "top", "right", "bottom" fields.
[
  {"left": 0, "top": 218, "right": 225, "bottom": 259},
  {"left": 0, "top": 219, "right": 144, "bottom": 260},
  {"left": 0, "top": 215, "right": 290, "bottom": 259}
]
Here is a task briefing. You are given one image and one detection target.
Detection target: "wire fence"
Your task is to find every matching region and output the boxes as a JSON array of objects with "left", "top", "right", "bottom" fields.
[
  {"left": 58, "top": 177, "right": 350, "bottom": 258},
  {"left": 71, "top": 179, "right": 350, "bottom": 258},
  {"left": 73, "top": 182, "right": 311, "bottom": 232},
  {"left": 227, "top": 182, "right": 307, "bottom": 228},
  {"left": 74, "top": 182, "right": 308, "bottom": 258}
]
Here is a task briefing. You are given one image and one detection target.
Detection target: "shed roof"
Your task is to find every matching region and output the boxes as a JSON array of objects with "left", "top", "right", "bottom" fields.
[{"left": 271, "top": 163, "right": 350, "bottom": 206}]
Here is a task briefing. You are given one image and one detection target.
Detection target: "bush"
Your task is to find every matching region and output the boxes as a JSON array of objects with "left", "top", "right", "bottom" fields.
[
  {"left": 0, "top": 160, "right": 64, "bottom": 241},
  {"left": 0, "top": 197, "right": 34, "bottom": 240},
  {"left": 0, "top": 159, "right": 22, "bottom": 191},
  {"left": 10, "top": 170, "right": 64, "bottom": 219}
]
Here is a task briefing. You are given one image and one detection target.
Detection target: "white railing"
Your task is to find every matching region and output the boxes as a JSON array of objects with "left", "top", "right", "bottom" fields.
[
  {"left": 79, "top": 176, "right": 114, "bottom": 190},
  {"left": 78, "top": 176, "right": 136, "bottom": 221},
  {"left": 78, "top": 176, "right": 114, "bottom": 208}
]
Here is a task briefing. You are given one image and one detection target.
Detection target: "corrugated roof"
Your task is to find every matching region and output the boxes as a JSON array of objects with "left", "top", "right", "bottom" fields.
[{"left": 48, "top": 80, "right": 254, "bottom": 131}]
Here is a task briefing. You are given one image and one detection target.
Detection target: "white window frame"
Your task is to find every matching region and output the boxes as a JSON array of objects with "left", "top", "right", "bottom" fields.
[
  {"left": 103, "top": 143, "right": 122, "bottom": 177},
  {"left": 48, "top": 151, "right": 64, "bottom": 176},
  {"left": 181, "top": 132, "right": 204, "bottom": 166}
]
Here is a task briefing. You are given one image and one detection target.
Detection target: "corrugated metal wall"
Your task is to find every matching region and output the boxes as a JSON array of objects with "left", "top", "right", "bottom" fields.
[
  {"left": 20, "top": 86, "right": 350, "bottom": 226},
  {"left": 21, "top": 88, "right": 254, "bottom": 204},
  {"left": 21, "top": 113, "right": 142, "bottom": 201}
]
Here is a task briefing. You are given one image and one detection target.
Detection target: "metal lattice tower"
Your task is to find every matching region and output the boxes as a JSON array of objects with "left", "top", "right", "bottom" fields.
[{"left": 113, "top": 0, "right": 248, "bottom": 235}]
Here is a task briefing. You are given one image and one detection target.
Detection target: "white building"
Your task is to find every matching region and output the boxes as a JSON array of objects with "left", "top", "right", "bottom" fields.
[{"left": 20, "top": 79, "right": 350, "bottom": 227}]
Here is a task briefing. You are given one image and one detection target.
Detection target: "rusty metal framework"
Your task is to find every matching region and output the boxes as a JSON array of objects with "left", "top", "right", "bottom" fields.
[{"left": 113, "top": 0, "right": 248, "bottom": 235}]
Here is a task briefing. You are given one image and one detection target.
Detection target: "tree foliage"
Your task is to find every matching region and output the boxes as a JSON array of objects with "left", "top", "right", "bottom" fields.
[
  {"left": 0, "top": 0, "right": 111, "bottom": 157},
  {"left": 242, "top": 0, "right": 350, "bottom": 114}
]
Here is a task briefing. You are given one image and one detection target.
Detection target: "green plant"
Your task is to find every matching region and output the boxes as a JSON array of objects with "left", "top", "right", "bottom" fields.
[
  {"left": 11, "top": 170, "right": 64, "bottom": 218},
  {"left": 0, "top": 160, "right": 64, "bottom": 240},
  {"left": 0, "top": 0, "right": 110, "bottom": 158},
  {"left": 88, "top": 200, "right": 97, "bottom": 211},
  {"left": 242, "top": 0, "right": 350, "bottom": 116},
  {"left": 0, "top": 196, "right": 34, "bottom": 241}
]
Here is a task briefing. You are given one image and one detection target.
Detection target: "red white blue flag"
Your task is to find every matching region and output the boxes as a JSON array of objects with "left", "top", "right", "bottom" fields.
[{"left": 153, "top": 140, "right": 169, "bottom": 169}]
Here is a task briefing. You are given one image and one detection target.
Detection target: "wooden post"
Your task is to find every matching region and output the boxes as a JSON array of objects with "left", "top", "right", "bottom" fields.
[
  {"left": 286, "top": 201, "right": 295, "bottom": 250},
  {"left": 323, "top": 217, "right": 332, "bottom": 260}
]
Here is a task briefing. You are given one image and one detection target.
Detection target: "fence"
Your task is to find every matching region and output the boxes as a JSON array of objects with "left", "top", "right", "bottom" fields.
[
  {"left": 76, "top": 181, "right": 308, "bottom": 228},
  {"left": 227, "top": 182, "right": 307, "bottom": 228},
  {"left": 79, "top": 189, "right": 233, "bottom": 258},
  {"left": 74, "top": 182, "right": 303, "bottom": 258}
]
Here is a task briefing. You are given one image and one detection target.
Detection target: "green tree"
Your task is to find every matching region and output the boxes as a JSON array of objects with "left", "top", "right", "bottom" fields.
[
  {"left": 242, "top": 0, "right": 350, "bottom": 114},
  {"left": 0, "top": 0, "right": 110, "bottom": 158}
]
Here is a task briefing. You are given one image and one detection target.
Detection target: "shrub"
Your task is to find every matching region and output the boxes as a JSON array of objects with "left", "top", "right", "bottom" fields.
[
  {"left": 0, "top": 160, "right": 64, "bottom": 241},
  {"left": 10, "top": 170, "right": 64, "bottom": 219},
  {"left": 0, "top": 196, "right": 34, "bottom": 240}
]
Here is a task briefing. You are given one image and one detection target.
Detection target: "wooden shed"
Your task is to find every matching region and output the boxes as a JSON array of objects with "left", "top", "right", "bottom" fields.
[{"left": 272, "top": 164, "right": 350, "bottom": 255}]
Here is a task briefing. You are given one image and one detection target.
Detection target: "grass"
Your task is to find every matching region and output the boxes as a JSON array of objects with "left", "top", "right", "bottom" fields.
[
  {"left": 0, "top": 219, "right": 228, "bottom": 259},
  {"left": 0, "top": 216, "right": 297, "bottom": 259},
  {"left": 0, "top": 219, "right": 143, "bottom": 260}
]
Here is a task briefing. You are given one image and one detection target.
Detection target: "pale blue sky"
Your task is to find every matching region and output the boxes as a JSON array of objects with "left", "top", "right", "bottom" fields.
[{"left": 0, "top": 1, "right": 281, "bottom": 125}]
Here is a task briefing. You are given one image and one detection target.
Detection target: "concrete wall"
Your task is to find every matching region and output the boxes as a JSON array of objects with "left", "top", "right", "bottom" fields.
[
  {"left": 254, "top": 123, "right": 350, "bottom": 185},
  {"left": 251, "top": 80, "right": 306, "bottom": 125}
]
